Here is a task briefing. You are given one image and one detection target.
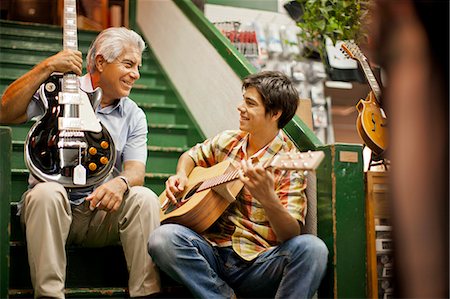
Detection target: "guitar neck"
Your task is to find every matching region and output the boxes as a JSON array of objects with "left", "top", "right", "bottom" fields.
[
  {"left": 62, "top": 0, "right": 79, "bottom": 94},
  {"left": 63, "top": 0, "right": 78, "bottom": 51},
  {"left": 359, "top": 57, "right": 382, "bottom": 103},
  {"left": 197, "top": 169, "right": 240, "bottom": 192},
  {"left": 195, "top": 151, "right": 324, "bottom": 192}
]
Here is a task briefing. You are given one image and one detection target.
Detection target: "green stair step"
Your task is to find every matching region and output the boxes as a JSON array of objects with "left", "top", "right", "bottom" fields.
[
  {"left": 0, "top": 20, "right": 98, "bottom": 40},
  {"left": 10, "top": 169, "right": 172, "bottom": 202},
  {"left": 9, "top": 288, "right": 128, "bottom": 298},
  {"left": 11, "top": 141, "right": 183, "bottom": 175},
  {"left": 139, "top": 102, "right": 178, "bottom": 124},
  {"left": 0, "top": 75, "right": 169, "bottom": 95},
  {"left": 0, "top": 28, "right": 93, "bottom": 47},
  {"left": 8, "top": 121, "right": 189, "bottom": 144},
  {"left": 149, "top": 124, "right": 189, "bottom": 148},
  {"left": 0, "top": 53, "right": 161, "bottom": 77},
  {"left": 0, "top": 39, "right": 89, "bottom": 55}
]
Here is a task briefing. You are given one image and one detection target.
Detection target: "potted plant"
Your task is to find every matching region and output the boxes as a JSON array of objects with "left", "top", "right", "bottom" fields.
[{"left": 291, "top": 0, "right": 370, "bottom": 62}]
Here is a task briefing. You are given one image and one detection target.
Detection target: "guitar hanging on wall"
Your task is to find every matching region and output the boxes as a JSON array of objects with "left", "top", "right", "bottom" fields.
[
  {"left": 160, "top": 150, "right": 325, "bottom": 233},
  {"left": 24, "top": 0, "right": 116, "bottom": 188},
  {"left": 341, "top": 42, "right": 388, "bottom": 156}
]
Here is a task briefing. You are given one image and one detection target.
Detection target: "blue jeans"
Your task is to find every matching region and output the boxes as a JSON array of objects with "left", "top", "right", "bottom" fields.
[{"left": 148, "top": 224, "right": 328, "bottom": 299}]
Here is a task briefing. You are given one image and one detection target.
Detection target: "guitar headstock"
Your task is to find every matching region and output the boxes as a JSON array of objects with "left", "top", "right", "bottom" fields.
[
  {"left": 340, "top": 41, "right": 365, "bottom": 63},
  {"left": 269, "top": 151, "right": 325, "bottom": 171}
]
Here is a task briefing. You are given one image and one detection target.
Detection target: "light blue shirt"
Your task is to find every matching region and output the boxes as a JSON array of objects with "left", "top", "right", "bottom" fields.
[{"left": 26, "top": 74, "right": 148, "bottom": 203}]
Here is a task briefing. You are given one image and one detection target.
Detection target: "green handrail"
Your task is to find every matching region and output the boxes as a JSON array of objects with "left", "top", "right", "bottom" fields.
[{"left": 173, "top": 0, "right": 323, "bottom": 151}]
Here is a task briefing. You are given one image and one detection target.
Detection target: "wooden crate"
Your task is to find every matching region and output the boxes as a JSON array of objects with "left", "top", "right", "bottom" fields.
[{"left": 365, "top": 171, "right": 391, "bottom": 298}]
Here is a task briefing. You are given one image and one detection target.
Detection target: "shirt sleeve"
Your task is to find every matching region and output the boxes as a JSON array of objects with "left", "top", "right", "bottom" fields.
[
  {"left": 187, "top": 134, "right": 222, "bottom": 167},
  {"left": 275, "top": 170, "right": 307, "bottom": 224},
  {"left": 122, "top": 107, "right": 148, "bottom": 165},
  {"left": 26, "top": 91, "right": 46, "bottom": 121}
]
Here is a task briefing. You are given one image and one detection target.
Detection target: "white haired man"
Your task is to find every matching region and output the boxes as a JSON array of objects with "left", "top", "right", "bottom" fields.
[{"left": 0, "top": 27, "right": 160, "bottom": 298}]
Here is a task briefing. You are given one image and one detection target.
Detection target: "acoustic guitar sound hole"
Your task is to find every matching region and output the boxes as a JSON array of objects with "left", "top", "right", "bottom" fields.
[
  {"left": 164, "top": 182, "right": 203, "bottom": 214},
  {"left": 181, "top": 182, "right": 202, "bottom": 202}
]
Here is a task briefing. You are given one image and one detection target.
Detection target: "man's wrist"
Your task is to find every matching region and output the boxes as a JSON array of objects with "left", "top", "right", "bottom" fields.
[{"left": 117, "top": 175, "right": 130, "bottom": 195}]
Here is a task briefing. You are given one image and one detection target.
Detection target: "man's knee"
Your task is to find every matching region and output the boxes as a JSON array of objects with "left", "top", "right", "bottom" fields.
[
  {"left": 291, "top": 234, "right": 329, "bottom": 263},
  {"left": 26, "top": 182, "right": 68, "bottom": 209},
  {"left": 128, "top": 186, "right": 160, "bottom": 210},
  {"left": 148, "top": 225, "right": 179, "bottom": 264}
]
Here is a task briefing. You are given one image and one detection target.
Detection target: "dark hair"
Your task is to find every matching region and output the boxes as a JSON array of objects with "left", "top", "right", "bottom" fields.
[{"left": 242, "top": 71, "right": 299, "bottom": 129}]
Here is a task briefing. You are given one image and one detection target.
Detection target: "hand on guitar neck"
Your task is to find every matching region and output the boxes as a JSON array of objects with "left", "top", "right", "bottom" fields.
[{"left": 159, "top": 151, "right": 325, "bottom": 233}]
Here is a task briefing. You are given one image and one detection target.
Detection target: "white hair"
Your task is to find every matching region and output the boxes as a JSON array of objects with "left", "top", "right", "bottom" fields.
[{"left": 86, "top": 27, "right": 146, "bottom": 74}]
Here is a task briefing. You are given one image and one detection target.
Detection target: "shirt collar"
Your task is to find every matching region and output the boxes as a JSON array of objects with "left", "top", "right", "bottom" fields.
[
  {"left": 241, "top": 130, "right": 284, "bottom": 162},
  {"left": 79, "top": 73, "right": 125, "bottom": 117}
]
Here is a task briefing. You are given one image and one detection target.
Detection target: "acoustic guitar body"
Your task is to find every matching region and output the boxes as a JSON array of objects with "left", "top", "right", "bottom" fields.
[
  {"left": 356, "top": 91, "right": 388, "bottom": 156},
  {"left": 159, "top": 161, "right": 244, "bottom": 233}
]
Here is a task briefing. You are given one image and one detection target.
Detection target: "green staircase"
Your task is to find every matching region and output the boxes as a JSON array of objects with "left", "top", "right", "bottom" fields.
[{"left": 1, "top": 19, "right": 202, "bottom": 298}]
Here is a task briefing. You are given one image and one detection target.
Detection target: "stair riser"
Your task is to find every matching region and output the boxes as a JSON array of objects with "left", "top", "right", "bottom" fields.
[
  {"left": 8, "top": 124, "right": 188, "bottom": 147},
  {"left": 11, "top": 143, "right": 181, "bottom": 174}
]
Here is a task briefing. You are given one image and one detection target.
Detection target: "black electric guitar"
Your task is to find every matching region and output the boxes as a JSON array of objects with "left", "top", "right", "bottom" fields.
[{"left": 24, "top": 0, "right": 115, "bottom": 188}]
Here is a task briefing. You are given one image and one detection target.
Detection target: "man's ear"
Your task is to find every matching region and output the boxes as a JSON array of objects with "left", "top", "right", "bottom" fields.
[
  {"left": 271, "top": 110, "right": 282, "bottom": 122},
  {"left": 95, "top": 55, "right": 105, "bottom": 72}
]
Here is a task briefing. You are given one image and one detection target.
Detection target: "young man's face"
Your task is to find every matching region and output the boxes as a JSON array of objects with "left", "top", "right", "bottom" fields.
[
  {"left": 97, "top": 45, "right": 141, "bottom": 104},
  {"left": 238, "top": 86, "right": 277, "bottom": 134}
]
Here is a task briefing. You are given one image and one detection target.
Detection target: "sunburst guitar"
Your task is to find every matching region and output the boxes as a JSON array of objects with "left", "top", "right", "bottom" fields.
[
  {"left": 341, "top": 42, "right": 388, "bottom": 156},
  {"left": 160, "top": 150, "right": 325, "bottom": 233}
]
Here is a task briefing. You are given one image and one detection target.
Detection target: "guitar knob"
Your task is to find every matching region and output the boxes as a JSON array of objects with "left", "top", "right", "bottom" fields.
[
  {"left": 89, "top": 147, "right": 97, "bottom": 155},
  {"left": 89, "top": 163, "right": 97, "bottom": 171},
  {"left": 100, "top": 156, "right": 109, "bottom": 165},
  {"left": 100, "top": 141, "right": 109, "bottom": 149}
]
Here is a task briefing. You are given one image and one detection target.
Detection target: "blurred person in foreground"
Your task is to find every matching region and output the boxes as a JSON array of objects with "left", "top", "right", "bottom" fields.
[{"left": 371, "top": 0, "right": 449, "bottom": 297}]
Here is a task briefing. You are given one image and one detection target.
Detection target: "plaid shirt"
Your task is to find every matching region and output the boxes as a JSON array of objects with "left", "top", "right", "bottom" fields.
[{"left": 188, "top": 130, "right": 307, "bottom": 261}]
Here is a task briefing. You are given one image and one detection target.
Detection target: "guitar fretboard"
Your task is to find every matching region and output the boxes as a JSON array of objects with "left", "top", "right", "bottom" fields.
[
  {"left": 198, "top": 169, "right": 241, "bottom": 192},
  {"left": 63, "top": 0, "right": 78, "bottom": 51},
  {"left": 359, "top": 56, "right": 382, "bottom": 103},
  {"left": 62, "top": 0, "right": 80, "bottom": 118}
]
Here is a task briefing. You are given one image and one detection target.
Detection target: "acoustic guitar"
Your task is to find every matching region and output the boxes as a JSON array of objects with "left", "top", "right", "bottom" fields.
[
  {"left": 160, "top": 150, "right": 325, "bottom": 233},
  {"left": 24, "top": 0, "right": 116, "bottom": 188},
  {"left": 341, "top": 42, "right": 388, "bottom": 156}
]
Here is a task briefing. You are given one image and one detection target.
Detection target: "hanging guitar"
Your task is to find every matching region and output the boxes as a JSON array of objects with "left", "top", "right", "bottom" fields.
[
  {"left": 341, "top": 42, "right": 388, "bottom": 156},
  {"left": 160, "top": 150, "right": 325, "bottom": 233},
  {"left": 24, "top": 0, "right": 116, "bottom": 188}
]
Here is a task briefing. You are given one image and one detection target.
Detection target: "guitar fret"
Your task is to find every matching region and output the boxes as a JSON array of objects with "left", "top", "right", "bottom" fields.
[
  {"left": 360, "top": 59, "right": 382, "bottom": 102},
  {"left": 64, "top": 0, "right": 78, "bottom": 51}
]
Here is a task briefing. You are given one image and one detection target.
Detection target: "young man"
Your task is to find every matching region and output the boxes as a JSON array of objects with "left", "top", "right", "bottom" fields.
[
  {"left": 0, "top": 27, "right": 160, "bottom": 298},
  {"left": 149, "top": 71, "right": 328, "bottom": 298}
]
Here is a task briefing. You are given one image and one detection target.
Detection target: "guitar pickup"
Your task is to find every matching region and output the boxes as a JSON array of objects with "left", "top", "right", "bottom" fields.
[
  {"left": 58, "top": 91, "right": 81, "bottom": 104},
  {"left": 58, "top": 117, "right": 83, "bottom": 130}
]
